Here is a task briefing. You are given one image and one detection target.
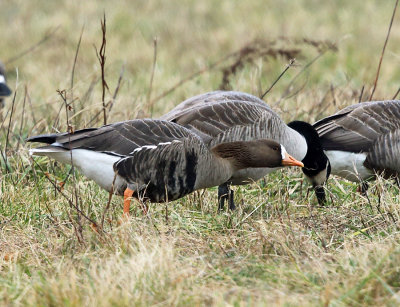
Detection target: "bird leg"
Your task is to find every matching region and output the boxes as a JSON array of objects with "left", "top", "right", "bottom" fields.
[
  {"left": 218, "top": 184, "right": 229, "bottom": 211},
  {"left": 314, "top": 185, "right": 326, "bottom": 206},
  {"left": 218, "top": 182, "right": 235, "bottom": 211},
  {"left": 357, "top": 181, "right": 369, "bottom": 196},
  {"left": 123, "top": 188, "right": 134, "bottom": 217},
  {"left": 123, "top": 188, "right": 149, "bottom": 218},
  {"left": 228, "top": 188, "right": 235, "bottom": 210}
]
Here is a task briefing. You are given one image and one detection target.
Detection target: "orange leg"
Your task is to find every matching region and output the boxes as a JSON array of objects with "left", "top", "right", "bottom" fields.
[{"left": 123, "top": 188, "right": 134, "bottom": 217}]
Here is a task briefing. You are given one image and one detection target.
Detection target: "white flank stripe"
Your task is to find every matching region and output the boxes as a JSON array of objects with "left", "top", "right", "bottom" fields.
[{"left": 130, "top": 140, "right": 181, "bottom": 154}]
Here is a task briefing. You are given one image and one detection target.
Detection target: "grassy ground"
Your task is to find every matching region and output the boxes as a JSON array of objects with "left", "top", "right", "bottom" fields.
[{"left": 1, "top": 0, "right": 400, "bottom": 305}]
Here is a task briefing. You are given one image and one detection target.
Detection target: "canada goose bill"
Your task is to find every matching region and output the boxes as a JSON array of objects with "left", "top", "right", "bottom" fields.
[
  {"left": 161, "top": 90, "right": 329, "bottom": 209},
  {"left": 27, "top": 119, "right": 295, "bottom": 217},
  {"left": 313, "top": 99, "right": 400, "bottom": 201}
]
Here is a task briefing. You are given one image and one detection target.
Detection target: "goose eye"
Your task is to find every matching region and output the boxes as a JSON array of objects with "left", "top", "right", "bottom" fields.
[{"left": 272, "top": 146, "right": 279, "bottom": 151}]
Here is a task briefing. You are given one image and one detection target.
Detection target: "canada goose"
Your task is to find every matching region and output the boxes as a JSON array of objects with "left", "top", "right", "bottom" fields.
[
  {"left": 27, "top": 119, "right": 303, "bottom": 215},
  {"left": 0, "top": 61, "right": 12, "bottom": 108},
  {"left": 161, "top": 91, "right": 330, "bottom": 209},
  {"left": 313, "top": 100, "right": 400, "bottom": 198}
]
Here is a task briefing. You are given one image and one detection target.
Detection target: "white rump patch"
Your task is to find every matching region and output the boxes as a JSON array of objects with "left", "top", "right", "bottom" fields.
[{"left": 0, "top": 75, "right": 5, "bottom": 83}]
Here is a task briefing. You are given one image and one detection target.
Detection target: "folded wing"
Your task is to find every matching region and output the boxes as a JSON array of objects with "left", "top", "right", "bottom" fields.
[{"left": 314, "top": 100, "right": 400, "bottom": 152}]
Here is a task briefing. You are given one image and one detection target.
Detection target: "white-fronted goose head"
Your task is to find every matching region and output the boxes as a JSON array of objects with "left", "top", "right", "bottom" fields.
[
  {"left": 0, "top": 62, "right": 12, "bottom": 108},
  {"left": 161, "top": 90, "right": 329, "bottom": 208},
  {"left": 27, "top": 119, "right": 303, "bottom": 216},
  {"left": 313, "top": 100, "right": 400, "bottom": 199}
]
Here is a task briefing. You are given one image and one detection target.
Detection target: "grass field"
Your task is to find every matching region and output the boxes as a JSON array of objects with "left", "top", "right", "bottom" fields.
[{"left": 1, "top": 0, "right": 400, "bottom": 305}]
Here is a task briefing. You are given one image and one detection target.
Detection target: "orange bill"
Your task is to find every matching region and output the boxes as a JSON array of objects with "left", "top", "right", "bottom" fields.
[{"left": 282, "top": 152, "right": 304, "bottom": 167}]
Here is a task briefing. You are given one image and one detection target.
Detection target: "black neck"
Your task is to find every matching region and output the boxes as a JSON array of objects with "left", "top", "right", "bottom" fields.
[{"left": 287, "top": 121, "right": 330, "bottom": 179}]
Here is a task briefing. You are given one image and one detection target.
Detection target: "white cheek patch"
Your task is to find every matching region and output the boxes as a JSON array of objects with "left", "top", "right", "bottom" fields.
[
  {"left": 280, "top": 144, "right": 287, "bottom": 160},
  {"left": 0, "top": 75, "right": 5, "bottom": 83}
]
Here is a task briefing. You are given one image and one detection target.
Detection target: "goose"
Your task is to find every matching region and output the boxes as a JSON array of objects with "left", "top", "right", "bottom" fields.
[
  {"left": 160, "top": 90, "right": 330, "bottom": 209},
  {"left": 313, "top": 99, "right": 400, "bottom": 198},
  {"left": 27, "top": 119, "right": 304, "bottom": 215},
  {"left": 0, "top": 61, "right": 12, "bottom": 108}
]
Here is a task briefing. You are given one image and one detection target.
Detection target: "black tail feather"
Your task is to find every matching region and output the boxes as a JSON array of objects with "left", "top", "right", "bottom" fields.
[{"left": 26, "top": 133, "right": 62, "bottom": 144}]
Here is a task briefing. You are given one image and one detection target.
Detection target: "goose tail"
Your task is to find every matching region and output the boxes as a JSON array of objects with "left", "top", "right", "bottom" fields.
[{"left": 29, "top": 145, "right": 67, "bottom": 157}]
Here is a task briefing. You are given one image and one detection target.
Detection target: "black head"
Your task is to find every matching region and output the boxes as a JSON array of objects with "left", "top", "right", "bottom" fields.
[
  {"left": 0, "top": 62, "right": 11, "bottom": 108},
  {"left": 287, "top": 120, "right": 331, "bottom": 205},
  {"left": 0, "top": 82, "right": 11, "bottom": 97}
]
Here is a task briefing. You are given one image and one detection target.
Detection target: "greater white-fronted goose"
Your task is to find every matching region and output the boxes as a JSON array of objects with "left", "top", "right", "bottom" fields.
[
  {"left": 160, "top": 91, "right": 330, "bottom": 208},
  {"left": 313, "top": 100, "right": 400, "bottom": 197},
  {"left": 27, "top": 119, "right": 303, "bottom": 215},
  {"left": 0, "top": 61, "right": 12, "bottom": 108}
]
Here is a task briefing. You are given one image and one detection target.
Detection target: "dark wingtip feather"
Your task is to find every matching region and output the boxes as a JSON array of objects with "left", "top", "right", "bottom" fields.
[
  {"left": 313, "top": 111, "right": 352, "bottom": 129},
  {"left": 26, "top": 134, "right": 59, "bottom": 144}
]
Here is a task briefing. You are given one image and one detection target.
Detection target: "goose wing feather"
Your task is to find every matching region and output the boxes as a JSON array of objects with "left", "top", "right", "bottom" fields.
[
  {"left": 27, "top": 119, "right": 195, "bottom": 156},
  {"left": 208, "top": 112, "right": 287, "bottom": 146},
  {"left": 161, "top": 99, "right": 279, "bottom": 144},
  {"left": 365, "top": 129, "right": 400, "bottom": 177},
  {"left": 314, "top": 100, "right": 400, "bottom": 152},
  {"left": 160, "top": 90, "right": 271, "bottom": 122}
]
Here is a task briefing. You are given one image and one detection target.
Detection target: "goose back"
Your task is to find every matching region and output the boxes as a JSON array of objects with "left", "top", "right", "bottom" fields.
[
  {"left": 314, "top": 100, "right": 400, "bottom": 152},
  {"left": 161, "top": 90, "right": 271, "bottom": 121}
]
